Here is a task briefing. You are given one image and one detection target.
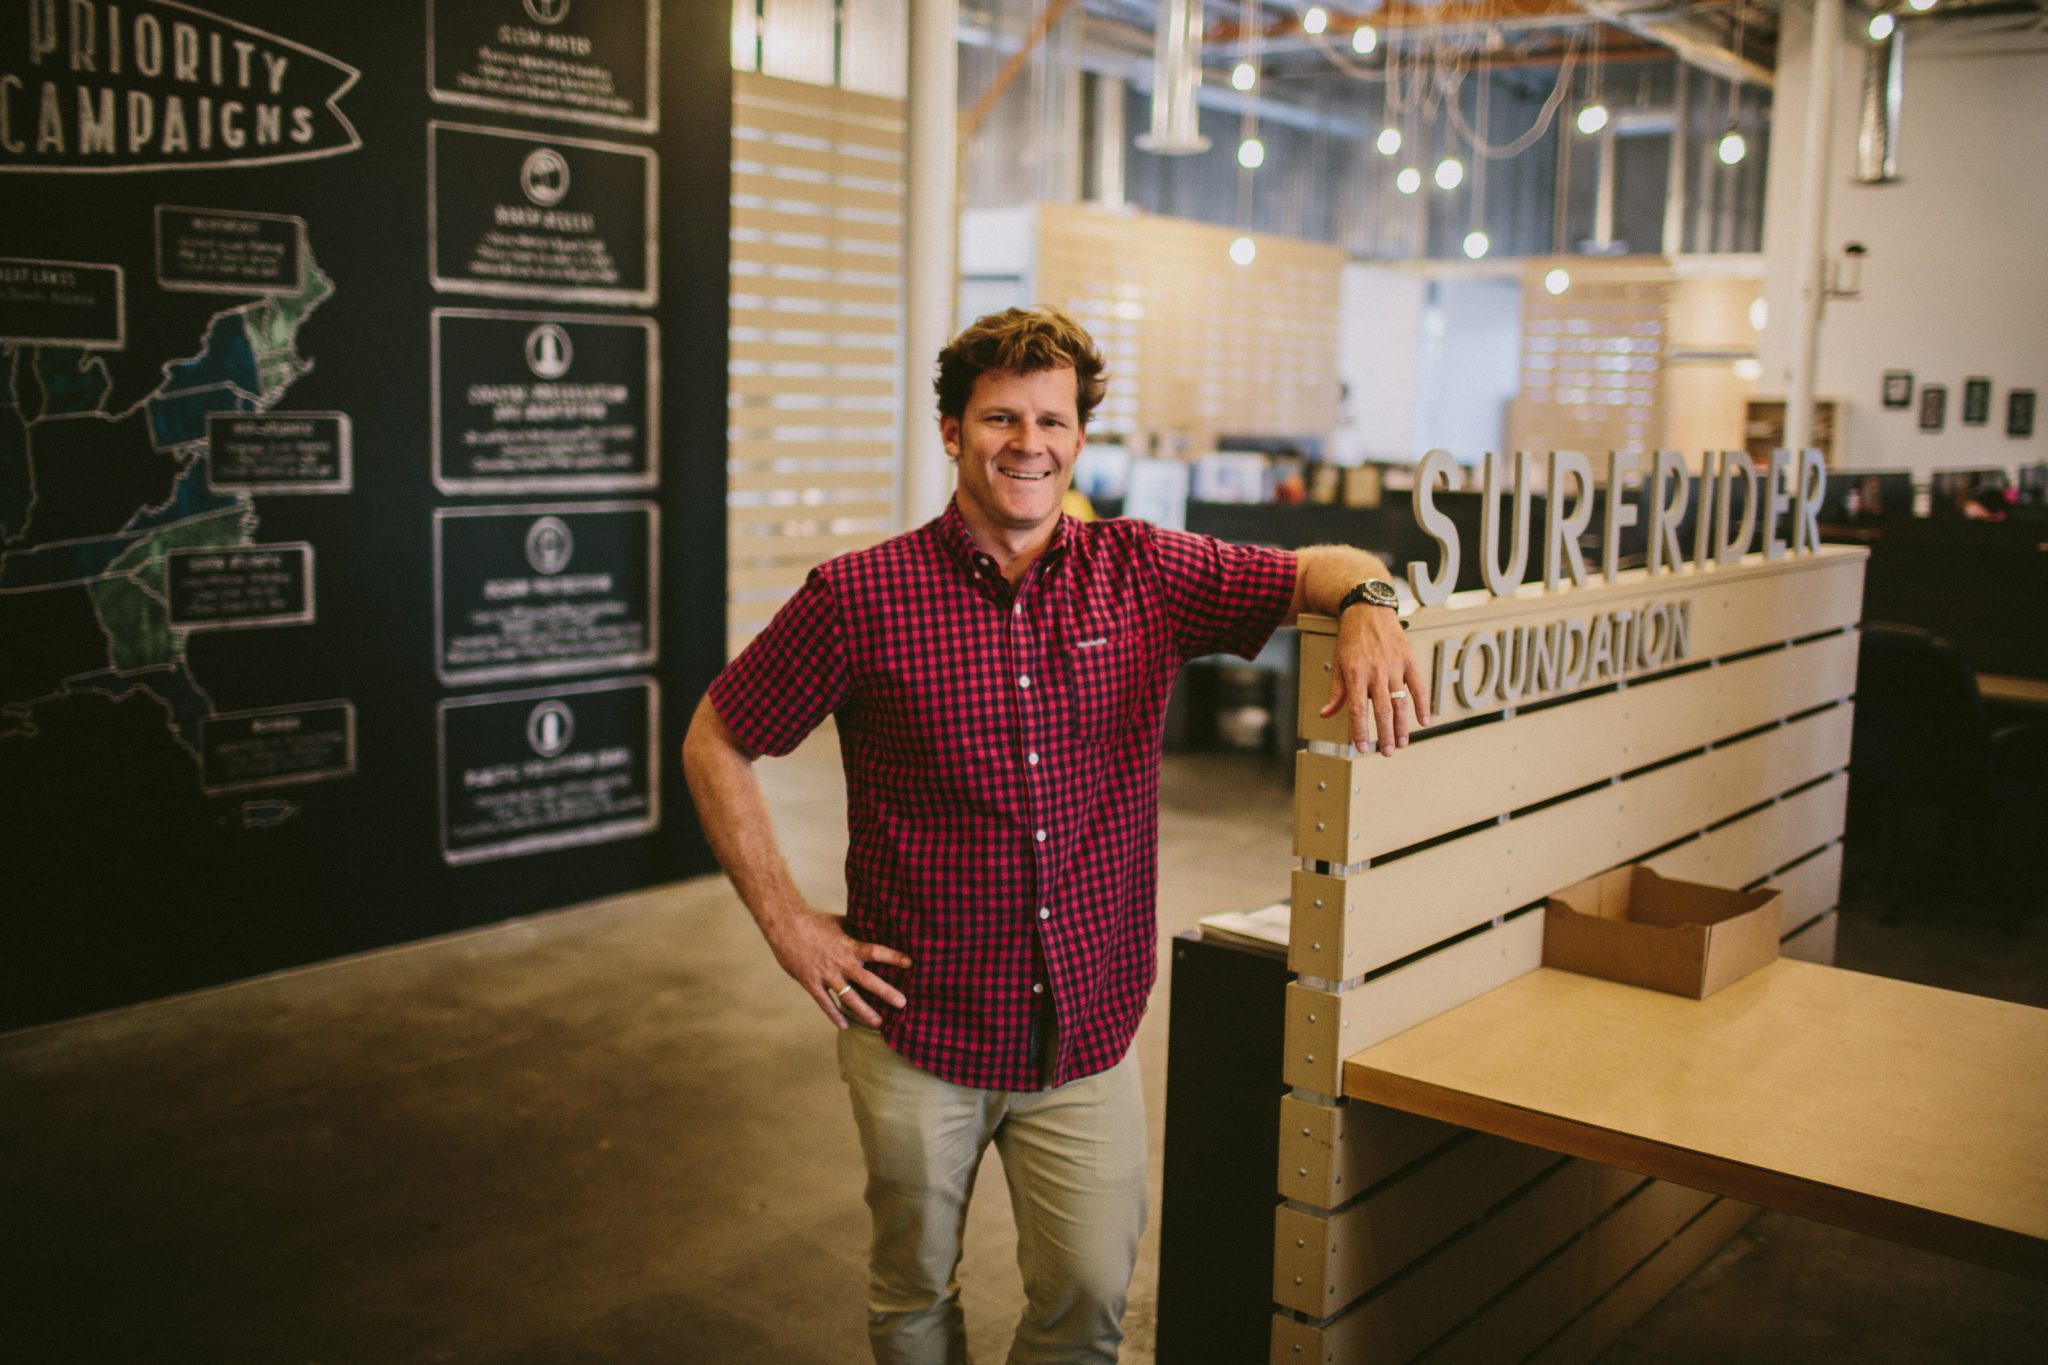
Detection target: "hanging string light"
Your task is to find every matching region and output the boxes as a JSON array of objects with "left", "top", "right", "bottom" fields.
[
  {"left": 1577, "top": 15, "right": 1609, "bottom": 135},
  {"left": 1719, "top": 0, "right": 1749, "bottom": 164},
  {"left": 1464, "top": 51, "right": 1491, "bottom": 258},
  {"left": 1235, "top": 0, "right": 1263, "bottom": 237}
]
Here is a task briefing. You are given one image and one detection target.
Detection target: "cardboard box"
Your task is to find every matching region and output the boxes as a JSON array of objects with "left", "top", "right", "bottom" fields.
[{"left": 1542, "top": 867, "right": 1781, "bottom": 999}]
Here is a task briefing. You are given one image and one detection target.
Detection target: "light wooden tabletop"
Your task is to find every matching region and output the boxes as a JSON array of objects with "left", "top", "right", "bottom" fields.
[
  {"left": 1979, "top": 673, "right": 2048, "bottom": 707},
  {"left": 1343, "top": 959, "right": 2048, "bottom": 1281}
]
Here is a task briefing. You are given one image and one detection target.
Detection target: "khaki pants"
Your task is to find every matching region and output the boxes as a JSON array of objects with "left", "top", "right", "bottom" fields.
[{"left": 836, "top": 1024, "right": 1149, "bottom": 1365}]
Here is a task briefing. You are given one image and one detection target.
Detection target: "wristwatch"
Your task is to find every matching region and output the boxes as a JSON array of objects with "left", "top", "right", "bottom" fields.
[{"left": 1337, "top": 578, "right": 1401, "bottom": 616}]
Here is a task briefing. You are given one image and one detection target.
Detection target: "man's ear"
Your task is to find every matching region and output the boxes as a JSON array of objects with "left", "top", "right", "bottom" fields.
[{"left": 939, "top": 414, "right": 961, "bottom": 460}]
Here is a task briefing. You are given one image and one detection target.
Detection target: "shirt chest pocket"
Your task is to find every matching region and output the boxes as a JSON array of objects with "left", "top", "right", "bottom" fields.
[{"left": 1069, "top": 632, "right": 1144, "bottom": 744}]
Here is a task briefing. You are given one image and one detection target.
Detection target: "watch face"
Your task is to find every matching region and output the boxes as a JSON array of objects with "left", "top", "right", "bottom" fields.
[{"left": 1363, "top": 579, "right": 1399, "bottom": 608}]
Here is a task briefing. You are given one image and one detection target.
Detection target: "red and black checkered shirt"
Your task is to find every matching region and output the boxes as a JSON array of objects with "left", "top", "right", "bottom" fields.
[{"left": 707, "top": 500, "right": 1297, "bottom": 1090}]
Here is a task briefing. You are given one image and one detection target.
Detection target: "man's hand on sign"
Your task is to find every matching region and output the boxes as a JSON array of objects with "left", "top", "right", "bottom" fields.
[
  {"left": 763, "top": 905, "right": 913, "bottom": 1029},
  {"left": 1321, "top": 603, "right": 1430, "bottom": 756}
]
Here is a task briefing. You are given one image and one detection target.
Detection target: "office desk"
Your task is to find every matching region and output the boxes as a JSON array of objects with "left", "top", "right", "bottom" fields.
[{"left": 1344, "top": 959, "right": 2048, "bottom": 1281}]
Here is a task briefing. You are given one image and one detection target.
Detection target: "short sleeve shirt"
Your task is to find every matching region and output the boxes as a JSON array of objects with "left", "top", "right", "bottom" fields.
[{"left": 707, "top": 501, "right": 1297, "bottom": 1090}]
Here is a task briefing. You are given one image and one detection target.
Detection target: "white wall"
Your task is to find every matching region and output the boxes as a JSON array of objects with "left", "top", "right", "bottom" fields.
[
  {"left": 1415, "top": 277, "right": 1523, "bottom": 465},
  {"left": 1339, "top": 268, "right": 1521, "bottom": 468},
  {"left": 1334, "top": 264, "right": 1427, "bottom": 464},
  {"left": 1759, "top": 15, "right": 2048, "bottom": 475}
]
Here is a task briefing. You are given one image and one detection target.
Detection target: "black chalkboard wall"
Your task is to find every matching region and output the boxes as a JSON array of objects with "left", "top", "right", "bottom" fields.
[{"left": 0, "top": 1, "right": 729, "bottom": 1028}]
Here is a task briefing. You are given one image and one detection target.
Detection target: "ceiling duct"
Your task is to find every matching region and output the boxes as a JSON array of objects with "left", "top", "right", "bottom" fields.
[
  {"left": 1134, "top": 0, "right": 1209, "bottom": 154},
  {"left": 1856, "top": 28, "right": 1905, "bottom": 184},
  {"left": 1573, "top": 0, "right": 1776, "bottom": 89}
]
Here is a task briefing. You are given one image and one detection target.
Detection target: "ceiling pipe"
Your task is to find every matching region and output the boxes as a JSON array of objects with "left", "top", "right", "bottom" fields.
[
  {"left": 1204, "top": 0, "right": 1775, "bottom": 88},
  {"left": 1573, "top": 0, "right": 1776, "bottom": 88},
  {"left": 1135, "top": 0, "right": 1209, "bottom": 154},
  {"left": 1786, "top": 0, "right": 1845, "bottom": 457},
  {"left": 1856, "top": 26, "right": 1904, "bottom": 184}
]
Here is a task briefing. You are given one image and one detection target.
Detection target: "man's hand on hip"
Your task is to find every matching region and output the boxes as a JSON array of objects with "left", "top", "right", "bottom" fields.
[
  {"left": 763, "top": 906, "right": 913, "bottom": 1029},
  {"left": 1319, "top": 604, "right": 1431, "bottom": 756}
]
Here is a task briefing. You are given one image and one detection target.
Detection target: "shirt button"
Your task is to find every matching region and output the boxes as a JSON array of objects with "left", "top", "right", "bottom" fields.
[
  {"left": 1035, "top": 829, "right": 1047, "bottom": 843},
  {"left": 1019, "top": 674, "right": 1031, "bottom": 689},
  {"left": 1026, "top": 751, "right": 1040, "bottom": 766},
  {"left": 1013, "top": 603, "right": 1023, "bottom": 616},
  {"left": 1032, "top": 982, "right": 1045, "bottom": 994},
  {"left": 1038, "top": 907, "right": 1050, "bottom": 920}
]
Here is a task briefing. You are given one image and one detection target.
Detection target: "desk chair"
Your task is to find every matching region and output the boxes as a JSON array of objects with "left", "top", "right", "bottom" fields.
[{"left": 1848, "top": 623, "right": 2048, "bottom": 925}]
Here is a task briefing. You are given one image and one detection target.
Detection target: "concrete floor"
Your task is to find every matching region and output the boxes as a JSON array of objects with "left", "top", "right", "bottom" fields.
[{"left": 3, "top": 723, "right": 2044, "bottom": 1364}]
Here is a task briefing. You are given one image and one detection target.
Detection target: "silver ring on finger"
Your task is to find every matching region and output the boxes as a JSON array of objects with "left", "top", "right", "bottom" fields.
[
  {"left": 830, "top": 984, "right": 855, "bottom": 1004},
  {"left": 1389, "top": 689, "right": 1409, "bottom": 701}
]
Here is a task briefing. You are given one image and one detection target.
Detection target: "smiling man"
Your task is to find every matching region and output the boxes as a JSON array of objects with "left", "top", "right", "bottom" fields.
[{"left": 683, "top": 307, "right": 1425, "bottom": 1364}]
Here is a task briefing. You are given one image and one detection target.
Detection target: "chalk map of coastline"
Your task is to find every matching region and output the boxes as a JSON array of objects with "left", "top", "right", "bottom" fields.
[{"left": 0, "top": 243, "right": 331, "bottom": 765}]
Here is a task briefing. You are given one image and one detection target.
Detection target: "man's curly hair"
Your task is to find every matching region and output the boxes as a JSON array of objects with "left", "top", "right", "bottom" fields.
[{"left": 933, "top": 306, "right": 1108, "bottom": 427}]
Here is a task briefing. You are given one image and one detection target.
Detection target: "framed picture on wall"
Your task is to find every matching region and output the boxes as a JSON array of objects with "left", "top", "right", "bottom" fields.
[
  {"left": 1919, "top": 385, "right": 1947, "bottom": 432},
  {"left": 2011, "top": 389, "right": 2037, "bottom": 438},
  {"left": 1882, "top": 370, "right": 1913, "bottom": 408},
  {"left": 1963, "top": 377, "right": 1992, "bottom": 425}
]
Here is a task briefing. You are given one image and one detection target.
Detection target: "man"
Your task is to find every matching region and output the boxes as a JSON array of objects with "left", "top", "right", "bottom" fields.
[{"left": 683, "top": 307, "right": 1426, "bottom": 1363}]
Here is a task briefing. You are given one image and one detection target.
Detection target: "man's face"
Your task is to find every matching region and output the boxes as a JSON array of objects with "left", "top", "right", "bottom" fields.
[{"left": 941, "top": 366, "right": 1085, "bottom": 540}]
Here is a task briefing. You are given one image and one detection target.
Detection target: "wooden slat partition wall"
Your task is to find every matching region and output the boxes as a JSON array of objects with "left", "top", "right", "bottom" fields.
[
  {"left": 1032, "top": 203, "right": 1342, "bottom": 444},
  {"left": 1509, "top": 259, "right": 1671, "bottom": 457},
  {"left": 1271, "top": 544, "right": 1867, "bottom": 1363},
  {"left": 728, "top": 71, "right": 904, "bottom": 657}
]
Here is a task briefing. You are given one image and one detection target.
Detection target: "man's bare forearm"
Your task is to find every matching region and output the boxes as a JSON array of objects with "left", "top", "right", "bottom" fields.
[
  {"left": 1286, "top": 544, "right": 1396, "bottom": 625},
  {"left": 682, "top": 695, "right": 912, "bottom": 1026},
  {"left": 681, "top": 695, "right": 806, "bottom": 934}
]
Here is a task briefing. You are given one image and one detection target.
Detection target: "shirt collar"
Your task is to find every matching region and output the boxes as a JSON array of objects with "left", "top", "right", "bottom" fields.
[{"left": 930, "top": 498, "right": 1073, "bottom": 591}]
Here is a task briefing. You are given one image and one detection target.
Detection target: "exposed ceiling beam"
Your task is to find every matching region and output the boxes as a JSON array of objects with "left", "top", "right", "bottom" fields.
[{"left": 1203, "top": 0, "right": 1775, "bottom": 88}]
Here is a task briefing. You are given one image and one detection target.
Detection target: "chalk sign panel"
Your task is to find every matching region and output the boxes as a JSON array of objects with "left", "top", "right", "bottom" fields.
[
  {"left": 165, "top": 543, "right": 314, "bottom": 629},
  {"left": 427, "top": 0, "right": 659, "bottom": 134},
  {"left": 433, "top": 501, "right": 657, "bottom": 685},
  {"left": 438, "top": 675, "right": 658, "bottom": 865},
  {"left": 155, "top": 207, "right": 306, "bottom": 294},
  {"left": 0, "top": 259, "right": 125, "bottom": 347},
  {"left": 200, "top": 700, "right": 357, "bottom": 795},
  {"left": 208, "top": 412, "right": 352, "bottom": 492},
  {"left": 428, "top": 121, "right": 657, "bottom": 306},
  {"left": 431, "top": 308, "right": 657, "bottom": 493}
]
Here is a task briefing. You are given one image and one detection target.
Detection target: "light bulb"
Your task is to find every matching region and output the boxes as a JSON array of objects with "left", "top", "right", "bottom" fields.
[
  {"left": 1718, "top": 127, "right": 1747, "bottom": 165},
  {"left": 1868, "top": 13, "right": 1896, "bottom": 39},
  {"left": 1396, "top": 166, "right": 1422, "bottom": 195},
  {"left": 1577, "top": 102, "right": 1609, "bottom": 136},
  {"left": 1304, "top": 7, "right": 1329, "bottom": 35},
  {"left": 1353, "top": 24, "right": 1379, "bottom": 55},
  {"left": 1749, "top": 297, "right": 1768, "bottom": 331},
  {"left": 1906, "top": 0, "right": 1935, "bottom": 11},
  {"left": 1463, "top": 230, "right": 1490, "bottom": 260},
  {"left": 1545, "top": 268, "right": 1571, "bottom": 296},
  {"left": 1238, "top": 137, "right": 1266, "bottom": 169},
  {"left": 1434, "top": 157, "right": 1464, "bottom": 190},
  {"left": 1229, "top": 236, "right": 1257, "bottom": 266},
  {"left": 1376, "top": 127, "right": 1401, "bottom": 156},
  {"left": 1232, "top": 62, "right": 1256, "bottom": 91}
]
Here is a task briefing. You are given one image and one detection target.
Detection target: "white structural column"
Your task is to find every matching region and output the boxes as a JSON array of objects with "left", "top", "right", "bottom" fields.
[
  {"left": 902, "top": 0, "right": 959, "bottom": 527},
  {"left": 1785, "top": 0, "right": 1843, "bottom": 455}
]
